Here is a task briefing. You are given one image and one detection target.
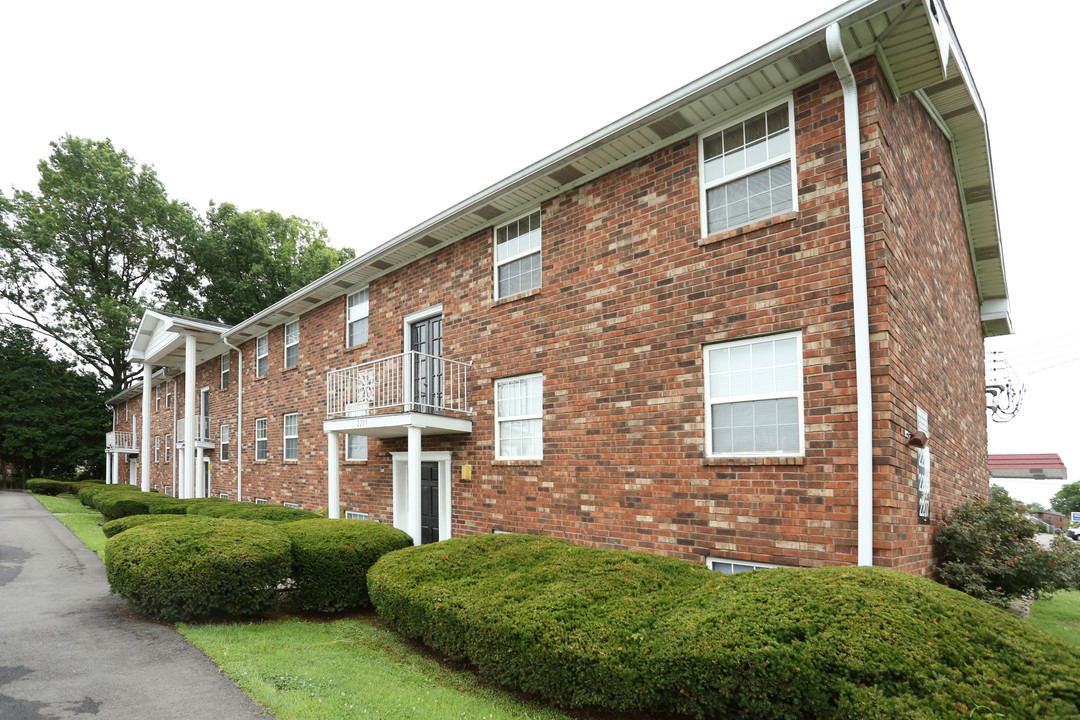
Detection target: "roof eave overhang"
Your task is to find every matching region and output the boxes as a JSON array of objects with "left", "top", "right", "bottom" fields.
[{"left": 223, "top": 0, "right": 1009, "bottom": 344}]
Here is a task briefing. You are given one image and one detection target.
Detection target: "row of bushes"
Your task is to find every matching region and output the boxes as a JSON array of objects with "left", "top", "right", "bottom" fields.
[
  {"left": 367, "top": 533, "right": 1080, "bottom": 720},
  {"left": 105, "top": 515, "right": 413, "bottom": 621},
  {"left": 77, "top": 485, "right": 321, "bottom": 523},
  {"left": 26, "top": 477, "right": 104, "bottom": 496}
]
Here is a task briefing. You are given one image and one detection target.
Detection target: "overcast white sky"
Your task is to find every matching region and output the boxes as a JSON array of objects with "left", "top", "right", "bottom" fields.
[{"left": 2, "top": 0, "right": 1076, "bottom": 505}]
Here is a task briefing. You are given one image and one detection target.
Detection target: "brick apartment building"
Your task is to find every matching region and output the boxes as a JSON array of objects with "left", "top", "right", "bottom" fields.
[{"left": 105, "top": 0, "right": 1011, "bottom": 576}]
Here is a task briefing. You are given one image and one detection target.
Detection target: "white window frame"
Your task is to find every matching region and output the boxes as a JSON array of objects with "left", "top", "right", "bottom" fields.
[
  {"left": 704, "top": 331, "right": 804, "bottom": 458},
  {"left": 345, "top": 434, "right": 368, "bottom": 462},
  {"left": 698, "top": 98, "right": 797, "bottom": 238},
  {"left": 346, "top": 289, "right": 369, "bottom": 347},
  {"left": 220, "top": 352, "right": 230, "bottom": 389},
  {"left": 164, "top": 434, "right": 172, "bottom": 463},
  {"left": 165, "top": 381, "right": 172, "bottom": 408},
  {"left": 155, "top": 385, "right": 160, "bottom": 412},
  {"left": 344, "top": 510, "right": 369, "bottom": 520},
  {"left": 494, "top": 209, "right": 542, "bottom": 300},
  {"left": 494, "top": 373, "right": 544, "bottom": 460},
  {"left": 255, "top": 417, "right": 268, "bottom": 461},
  {"left": 708, "top": 557, "right": 793, "bottom": 574},
  {"left": 283, "top": 413, "right": 299, "bottom": 462},
  {"left": 254, "top": 497, "right": 268, "bottom": 505},
  {"left": 284, "top": 320, "right": 299, "bottom": 368},
  {"left": 154, "top": 435, "right": 160, "bottom": 463},
  {"left": 219, "top": 424, "right": 230, "bottom": 462},
  {"left": 219, "top": 493, "right": 229, "bottom": 499},
  {"left": 283, "top": 501, "right": 300, "bottom": 509},
  {"left": 256, "top": 335, "right": 269, "bottom": 377}
]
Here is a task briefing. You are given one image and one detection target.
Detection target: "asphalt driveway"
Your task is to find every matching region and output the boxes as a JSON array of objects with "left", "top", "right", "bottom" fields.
[{"left": 0, "top": 490, "right": 270, "bottom": 719}]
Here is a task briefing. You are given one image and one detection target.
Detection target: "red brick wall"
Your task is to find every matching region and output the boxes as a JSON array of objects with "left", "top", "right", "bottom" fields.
[{"left": 116, "top": 57, "right": 988, "bottom": 576}]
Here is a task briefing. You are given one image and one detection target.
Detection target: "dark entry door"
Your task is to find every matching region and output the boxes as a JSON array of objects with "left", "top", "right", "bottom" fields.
[
  {"left": 409, "top": 315, "right": 443, "bottom": 413},
  {"left": 420, "top": 461, "right": 440, "bottom": 544}
]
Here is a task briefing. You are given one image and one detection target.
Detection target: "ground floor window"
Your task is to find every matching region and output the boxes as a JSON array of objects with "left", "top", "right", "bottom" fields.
[{"left": 345, "top": 434, "right": 368, "bottom": 461}]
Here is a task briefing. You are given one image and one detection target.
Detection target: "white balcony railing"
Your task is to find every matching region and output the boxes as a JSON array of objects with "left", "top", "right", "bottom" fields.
[
  {"left": 175, "top": 416, "right": 213, "bottom": 444},
  {"left": 105, "top": 431, "right": 137, "bottom": 451},
  {"left": 327, "top": 351, "right": 472, "bottom": 419}
]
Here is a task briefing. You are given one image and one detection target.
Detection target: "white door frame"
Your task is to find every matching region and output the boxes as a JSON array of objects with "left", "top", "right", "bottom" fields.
[{"left": 390, "top": 451, "right": 452, "bottom": 542}]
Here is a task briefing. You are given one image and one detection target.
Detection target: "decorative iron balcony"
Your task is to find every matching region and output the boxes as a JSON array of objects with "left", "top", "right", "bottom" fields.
[
  {"left": 105, "top": 431, "right": 138, "bottom": 452},
  {"left": 175, "top": 416, "right": 214, "bottom": 444},
  {"left": 327, "top": 351, "right": 472, "bottom": 419}
]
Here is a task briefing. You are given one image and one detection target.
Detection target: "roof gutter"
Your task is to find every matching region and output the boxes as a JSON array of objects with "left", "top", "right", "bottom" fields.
[{"left": 827, "top": 22, "right": 874, "bottom": 567}]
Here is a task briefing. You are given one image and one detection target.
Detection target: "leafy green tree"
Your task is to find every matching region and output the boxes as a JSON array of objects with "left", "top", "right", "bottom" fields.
[
  {"left": 0, "top": 136, "right": 201, "bottom": 393},
  {"left": 1050, "top": 481, "right": 1080, "bottom": 516},
  {"left": 1024, "top": 501, "right": 1046, "bottom": 513},
  {"left": 193, "top": 202, "right": 355, "bottom": 325},
  {"left": 0, "top": 323, "right": 108, "bottom": 482}
]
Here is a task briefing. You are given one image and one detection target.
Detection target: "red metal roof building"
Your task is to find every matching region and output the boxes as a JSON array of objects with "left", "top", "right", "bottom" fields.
[{"left": 988, "top": 454, "right": 1068, "bottom": 480}]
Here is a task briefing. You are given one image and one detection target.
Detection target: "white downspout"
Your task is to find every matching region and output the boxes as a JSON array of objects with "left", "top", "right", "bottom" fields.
[
  {"left": 223, "top": 337, "right": 244, "bottom": 503},
  {"left": 827, "top": 23, "right": 874, "bottom": 567}
]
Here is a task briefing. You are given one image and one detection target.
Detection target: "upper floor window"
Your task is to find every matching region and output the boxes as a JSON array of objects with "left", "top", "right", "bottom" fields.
[
  {"left": 284, "top": 321, "right": 299, "bottom": 368},
  {"left": 495, "top": 210, "right": 542, "bottom": 300},
  {"left": 704, "top": 332, "right": 803, "bottom": 457},
  {"left": 256, "top": 335, "right": 269, "bottom": 377},
  {"left": 347, "top": 289, "right": 369, "bottom": 347},
  {"left": 255, "top": 417, "right": 268, "bottom": 461},
  {"left": 155, "top": 385, "right": 161, "bottom": 412},
  {"left": 495, "top": 374, "right": 543, "bottom": 460},
  {"left": 700, "top": 101, "right": 795, "bottom": 236},
  {"left": 283, "top": 413, "right": 299, "bottom": 461},
  {"left": 221, "top": 352, "right": 230, "bottom": 389},
  {"left": 220, "top": 424, "right": 230, "bottom": 462},
  {"left": 165, "top": 381, "right": 172, "bottom": 408}
]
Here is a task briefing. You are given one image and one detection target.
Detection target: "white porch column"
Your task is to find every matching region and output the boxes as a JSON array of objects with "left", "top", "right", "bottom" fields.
[
  {"left": 104, "top": 453, "right": 111, "bottom": 484},
  {"left": 177, "top": 448, "right": 186, "bottom": 498},
  {"left": 407, "top": 425, "right": 422, "bottom": 545},
  {"left": 112, "top": 452, "right": 120, "bottom": 485},
  {"left": 327, "top": 432, "right": 340, "bottom": 519},
  {"left": 140, "top": 363, "right": 152, "bottom": 492},
  {"left": 183, "top": 334, "right": 197, "bottom": 501},
  {"left": 195, "top": 447, "right": 205, "bottom": 498}
]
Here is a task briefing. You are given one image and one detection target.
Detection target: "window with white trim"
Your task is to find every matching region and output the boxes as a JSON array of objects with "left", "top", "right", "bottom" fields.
[
  {"left": 283, "top": 413, "right": 298, "bottom": 461},
  {"left": 219, "top": 493, "right": 229, "bottom": 499},
  {"left": 255, "top": 418, "right": 268, "bottom": 461},
  {"left": 154, "top": 436, "right": 160, "bottom": 463},
  {"left": 254, "top": 497, "right": 268, "bottom": 505},
  {"left": 283, "top": 502, "right": 299, "bottom": 509},
  {"left": 221, "top": 352, "right": 230, "bottom": 389},
  {"left": 345, "top": 511, "right": 369, "bottom": 520},
  {"left": 165, "top": 381, "right": 172, "bottom": 408},
  {"left": 708, "top": 557, "right": 792, "bottom": 574},
  {"left": 155, "top": 385, "right": 160, "bottom": 412},
  {"left": 284, "top": 321, "right": 299, "bottom": 368},
  {"left": 700, "top": 101, "right": 795, "bottom": 236},
  {"left": 345, "top": 434, "right": 368, "bottom": 462},
  {"left": 495, "top": 210, "right": 542, "bottom": 299},
  {"left": 495, "top": 374, "right": 543, "bottom": 460},
  {"left": 347, "top": 289, "right": 369, "bottom": 347},
  {"left": 704, "top": 332, "right": 803, "bottom": 457},
  {"left": 220, "top": 424, "right": 229, "bottom": 462},
  {"left": 164, "top": 434, "right": 171, "bottom": 463},
  {"left": 256, "top": 335, "right": 268, "bottom": 377}
]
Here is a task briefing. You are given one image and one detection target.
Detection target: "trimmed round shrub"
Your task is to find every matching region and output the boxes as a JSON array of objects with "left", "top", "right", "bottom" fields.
[
  {"left": 280, "top": 519, "right": 412, "bottom": 612},
  {"left": 79, "top": 483, "right": 142, "bottom": 509},
  {"left": 27, "top": 478, "right": 69, "bottom": 496},
  {"left": 94, "top": 489, "right": 153, "bottom": 520},
  {"left": 187, "top": 501, "right": 320, "bottom": 523},
  {"left": 145, "top": 495, "right": 190, "bottom": 515},
  {"left": 368, "top": 533, "right": 1080, "bottom": 719},
  {"left": 105, "top": 519, "right": 292, "bottom": 623},
  {"left": 102, "top": 513, "right": 220, "bottom": 538}
]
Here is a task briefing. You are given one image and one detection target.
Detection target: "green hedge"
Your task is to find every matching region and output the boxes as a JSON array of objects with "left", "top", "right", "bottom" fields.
[
  {"left": 106, "top": 519, "right": 292, "bottom": 623},
  {"left": 368, "top": 534, "right": 1080, "bottom": 719},
  {"left": 79, "top": 483, "right": 143, "bottom": 508},
  {"left": 27, "top": 478, "right": 69, "bottom": 496},
  {"left": 94, "top": 489, "right": 154, "bottom": 520},
  {"left": 187, "top": 501, "right": 320, "bottom": 523},
  {"left": 102, "top": 513, "right": 220, "bottom": 538},
  {"left": 280, "top": 519, "right": 412, "bottom": 612}
]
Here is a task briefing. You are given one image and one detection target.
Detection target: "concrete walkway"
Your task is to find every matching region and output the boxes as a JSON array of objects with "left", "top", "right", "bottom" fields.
[{"left": 0, "top": 490, "right": 271, "bottom": 719}]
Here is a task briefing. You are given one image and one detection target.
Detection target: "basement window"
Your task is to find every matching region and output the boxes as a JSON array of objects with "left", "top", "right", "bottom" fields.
[
  {"left": 708, "top": 557, "right": 793, "bottom": 574},
  {"left": 283, "top": 502, "right": 300, "bottom": 509},
  {"left": 700, "top": 100, "right": 795, "bottom": 236},
  {"left": 345, "top": 511, "right": 369, "bottom": 521}
]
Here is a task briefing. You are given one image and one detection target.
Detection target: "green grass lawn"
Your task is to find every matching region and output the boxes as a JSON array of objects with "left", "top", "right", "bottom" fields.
[
  {"left": 34, "top": 493, "right": 107, "bottom": 559},
  {"left": 1030, "top": 590, "right": 1080, "bottom": 649}
]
